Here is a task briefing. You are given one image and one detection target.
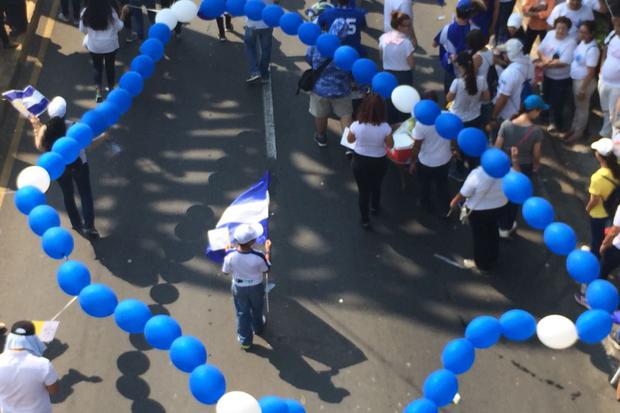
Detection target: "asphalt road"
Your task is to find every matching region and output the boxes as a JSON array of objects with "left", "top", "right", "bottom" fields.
[{"left": 0, "top": 0, "right": 618, "bottom": 412}]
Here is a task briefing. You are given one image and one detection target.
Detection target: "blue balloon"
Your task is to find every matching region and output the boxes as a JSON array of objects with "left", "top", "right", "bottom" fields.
[
  {"left": 170, "top": 336, "right": 208, "bottom": 373},
  {"left": 189, "top": 363, "right": 226, "bottom": 404},
  {"left": 465, "top": 316, "right": 501, "bottom": 349},
  {"left": 352, "top": 58, "right": 377, "bottom": 85},
  {"left": 566, "top": 250, "right": 600, "bottom": 284},
  {"left": 226, "top": 0, "right": 246, "bottom": 16},
  {"left": 543, "top": 222, "right": 577, "bottom": 255},
  {"left": 422, "top": 369, "right": 458, "bottom": 407},
  {"left": 404, "top": 399, "right": 438, "bottom": 413},
  {"left": 244, "top": 0, "right": 265, "bottom": 20},
  {"left": 259, "top": 396, "right": 289, "bottom": 413},
  {"left": 333, "top": 45, "right": 359, "bottom": 71},
  {"left": 114, "top": 299, "right": 152, "bottom": 333},
  {"left": 316, "top": 33, "right": 340, "bottom": 58},
  {"left": 279, "top": 12, "right": 302, "bottom": 35},
  {"left": 148, "top": 22, "right": 171, "bottom": 44},
  {"left": 586, "top": 279, "right": 619, "bottom": 313},
  {"left": 95, "top": 101, "right": 121, "bottom": 128},
  {"left": 435, "top": 112, "right": 463, "bottom": 140},
  {"left": 106, "top": 89, "right": 132, "bottom": 115},
  {"left": 119, "top": 71, "right": 144, "bottom": 97},
  {"left": 14, "top": 186, "right": 46, "bottom": 215},
  {"left": 57, "top": 260, "right": 90, "bottom": 296},
  {"left": 42, "top": 227, "right": 74, "bottom": 259},
  {"left": 144, "top": 315, "right": 182, "bottom": 350},
  {"left": 298, "top": 22, "right": 321, "bottom": 46},
  {"left": 522, "top": 197, "right": 554, "bottom": 230},
  {"left": 28, "top": 205, "right": 60, "bottom": 236},
  {"left": 66, "top": 122, "right": 94, "bottom": 148},
  {"left": 262, "top": 4, "right": 283, "bottom": 27},
  {"left": 131, "top": 54, "right": 155, "bottom": 79},
  {"left": 198, "top": 0, "right": 226, "bottom": 19},
  {"left": 139, "top": 38, "right": 165, "bottom": 62},
  {"left": 81, "top": 110, "right": 107, "bottom": 136},
  {"left": 502, "top": 171, "right": 532, "bottom": 204},
  {"left": 372, "top": 71, "right": 398, "bottom": 98},
  {"left": 414, "top": 100, "right": 441, "bottom": 126},
  {"left": 499, "top": 309, "right": 536, "bottom": 341},
  {"left": 51, "top": 137, "right": 80, "bottom": 165},
  {"left": 457, "top": 127, "right": 487, "bottom": 157},
  {"left": 37, "top": 152, "right": 65, "bottom": 180},
  {"left": 441, "top": 338, "right": 475, "bottom": 374},
  {"left": 284, "top": 400, "right": 306, "bottom": 413},
  {"left": 576, "top": 309, "right": 613, "bottom": 343},
  {"left": 481, "top": 147, "right": 510, "bottom": 178},
  {"left": 79, "top": 283, "right": 118, "bottom": 318}
]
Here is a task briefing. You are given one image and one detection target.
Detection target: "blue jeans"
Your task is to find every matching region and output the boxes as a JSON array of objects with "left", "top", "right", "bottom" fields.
[
  {"left": 232, "top": 282, "right": 264, "bottom": 345},
  {"left": 244, "top": 27, "right": 273, "bottom": 77},
  {"left": 130, "top": 0, "right": 156, "bottom": 39}
]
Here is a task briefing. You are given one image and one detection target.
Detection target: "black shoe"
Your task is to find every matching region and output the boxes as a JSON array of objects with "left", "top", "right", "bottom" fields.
[
  {"left": 360, "top": 219, "right": 370, "bottom": 229},
  {"left": 225, "top": 23, "right": 234, "bottom": 32},
  {"left": 246, "top": 74, "right": 261, "bottom": 83},
  {"left": 314, "top": 133, "right": 327, "bottom": 147},
  {"left": 82, "top": 227, "right": 100, "bottom": 239},
  {"left": 370, "top": 206, "right": 381, "bottom": 217}
]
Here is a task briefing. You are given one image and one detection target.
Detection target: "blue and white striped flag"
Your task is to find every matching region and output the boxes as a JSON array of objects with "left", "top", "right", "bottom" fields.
[
  {"left": 206, "top": 172, "right": 270, "bottom": 263},
  {"left": 2, "top": 85, "right": 49, "bottom": 118}
]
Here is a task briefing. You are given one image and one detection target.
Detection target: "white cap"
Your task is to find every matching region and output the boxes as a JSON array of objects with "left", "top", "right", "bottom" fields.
[
  {"left": 47, "top": 96, "right": 67, "bottom": 118},
  {"left": 507, "top": 13, "right": 523, "bottom": 28},
  {"left": 591, "top": 137, "right": 615, "bottom": 157},
  {"left": 505, "top": 38, "right": 524, "bottom": 61},
  {"left": 233, "top": 223, "right": 264, "bottom": 244}
]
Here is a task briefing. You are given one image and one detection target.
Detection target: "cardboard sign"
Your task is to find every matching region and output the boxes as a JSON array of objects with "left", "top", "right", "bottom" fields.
[
  {"left": 32, "top": 320, "right": 59, "bottom": 343},
  {"left": 208, "top": 227, "right": 231, "bottom": 251}
]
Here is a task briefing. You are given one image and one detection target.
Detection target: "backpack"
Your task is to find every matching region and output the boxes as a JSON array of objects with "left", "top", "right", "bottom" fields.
[
  {"left": 297, "top": 58, "right": 332, "bottom": 95},
  {"left": 602, "top": 175, "right": 620, "bottom": 217}
]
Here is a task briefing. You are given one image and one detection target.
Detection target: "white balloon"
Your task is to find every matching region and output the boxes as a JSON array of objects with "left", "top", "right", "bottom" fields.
[
  {"left": 155, "top": 8, "right": 178, "bottom": 30},
  {"left": 171, "top": 0, "right": 198, "bottom": 23},
  {"left": 536, "top": 315, "right": 578, "bottom": 350},
  {"left": 391, "top": 85, "right": 421, "bottom": 114},
  {"left": 16, "top": 166, "right": 51, "bottom": 193},
  {"left": 216, "top": 391, "right": 261, "bottom": 413}
]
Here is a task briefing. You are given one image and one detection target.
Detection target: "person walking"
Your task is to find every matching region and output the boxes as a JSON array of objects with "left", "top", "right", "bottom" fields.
[
  {"left": 537, "top": 16, "right": 577, "bottom": 134},
  {"left": 243, "top": 0, "right": 274, "bottom": 83},
  {"left": 216, "top": 13, "right": 233, "bottom": 41},
  {"left": 0, "top": 321, "right": 59, "bottom": 413},
  {"left": 346, "top": 93, "right": 394, "bottom": 228},
  {"left": 383, "top": 0, "right": 417, "bottom": 47},
  {"left": 379, "top": 11, "right": 415, "bottom": 124},
  {"left": 447, "top": 51, "right": 490, "bottom": 129},
  {"left": 522, "top": 0, "right": 554, "bottom": 54},
  {"left": 222, "top": 224, "right": 271, "bottom": 350},
  {"left": 80, "top": 0, "right": 126, "bottom": 103},
  {"left": 125, "top": 0, "right": 155, "bottom": 42},
  {"left": 318, "top": 0, "right": 367, "bottom": 55},
  {"left": 58, "top": 0, "right": 82, "bottom": 24},
  {"left": 28, "top": 97, "right": 100, "bottom": 238},
  {"left": 598, "top": 15, "right": 620, "bottom": 139},
  {"left": 471, "top": 0, "right": 499, "bottom": 40},
  {"left": 564, "top": 20, "right": 599, "bottom": 143},
  {"left": 495, "top": 0, "right": 516, "bottom": 44}
]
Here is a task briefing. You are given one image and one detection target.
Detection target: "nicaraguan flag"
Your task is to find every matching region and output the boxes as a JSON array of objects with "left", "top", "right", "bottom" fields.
[
  {"left": 2, "top": 86, "right": 49, "bottom": 118},
  {"left": 206, "top": 172, "right": 270, "bottom": 263}
]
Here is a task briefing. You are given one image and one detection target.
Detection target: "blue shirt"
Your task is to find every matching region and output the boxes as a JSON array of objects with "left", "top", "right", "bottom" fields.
[
  {"left": 305, "top": 46, "right": 352, "bottom": 98},
  {"left": 471, "top": 0, "right": 495, "bottom": 38},
  {"left": 318, "top": 7, "right": 367, "bottom": 54},
  {"left": 434, "top": 21, "right": 474, "bottom": 75}
]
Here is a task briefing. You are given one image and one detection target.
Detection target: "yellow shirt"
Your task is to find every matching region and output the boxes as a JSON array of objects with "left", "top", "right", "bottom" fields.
[{"left": 589, "top": 168, "right": 618, "bottom": 218}]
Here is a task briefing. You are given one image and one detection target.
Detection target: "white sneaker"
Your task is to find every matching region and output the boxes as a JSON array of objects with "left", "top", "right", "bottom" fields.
[
  {"left": 463, "top": 259, "right": 478, "bottom": 270},
  {"left": 57, "top": 12, "right": 70, "bottom": 22},
  {"left": 499, "top": 229, "right": 511, "bottom": 239}
]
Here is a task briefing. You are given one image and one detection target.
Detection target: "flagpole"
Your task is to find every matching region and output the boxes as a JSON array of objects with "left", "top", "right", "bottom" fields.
[{"left": 265, "top": 272, "right": 270, "bottom": 313}]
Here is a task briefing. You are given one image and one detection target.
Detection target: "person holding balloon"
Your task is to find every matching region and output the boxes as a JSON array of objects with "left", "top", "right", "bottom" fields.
[{"left": 243, "top": 0, "right": 275, "bottom": 83}]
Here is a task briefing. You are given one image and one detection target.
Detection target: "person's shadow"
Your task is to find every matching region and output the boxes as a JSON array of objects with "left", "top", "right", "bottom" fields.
[{"left": 51, "top": 368, "right": 103, "bottom": 404}]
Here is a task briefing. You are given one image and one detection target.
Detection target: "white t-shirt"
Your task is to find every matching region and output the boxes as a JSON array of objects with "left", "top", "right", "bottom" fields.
[
  {"left": 460, "top": 166, "right": 508, "bottom": 210},
  {"left": 222, "top": 249, "right": 270, "bottom": 286},
  {"left": 0, "top": 351, "right": 58, "bottom": 413},
  {"left": 612, "top": 204, "right": 620, "bottom": 249},
  {"left": 79, "top": 9, "right": 124, "bottom": 54},
  {"left": 383, "top": 0, "right": 413, "bottom": 33},
  {"left": 538, "top": 31, "right": 576, "bottom": 79},
  {"left": 350, "top": 121, "right": 391, "bottom": 157},
  {"left": 412, "top": 121, "right": 452, "bottom": 167},
  {"left": 570, "top": 39, "right": 600, "bottom": 80},
  {"left": 379, "top": 32, "right": 415, "bottom": 71},
  {"left": 449, "top": 77, "right": 488, "bottom": 122},
  {"left": 601, "top": 32, "right": 620, "bottom": 89},
  {"left": 476, "top": 48, "right": 493, "bottom": 81},
  {"left": 495, "top": 58, "right": 534, "bottom": 120},
  {"left": 546, "top": 3, "right": 594, "bottom": 37},
  {"left": 583, "top": 0, "right": 603, "bottom": 12}
]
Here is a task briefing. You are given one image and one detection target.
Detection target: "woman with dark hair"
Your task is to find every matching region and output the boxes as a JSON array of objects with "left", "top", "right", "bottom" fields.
[
  {"left": 347, "top": 93, "right": 394, "bottom": 228},
  {"left": 80, "top": 0, "right": 127, "bottom": 102},
  {"left": 447, "top": 51, "right": 490, "bottom": 128}
]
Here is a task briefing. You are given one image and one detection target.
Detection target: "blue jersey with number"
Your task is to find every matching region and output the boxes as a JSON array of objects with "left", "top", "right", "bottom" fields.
[{"left": 318, "top": 7, "right": 367, "bottom": 54}]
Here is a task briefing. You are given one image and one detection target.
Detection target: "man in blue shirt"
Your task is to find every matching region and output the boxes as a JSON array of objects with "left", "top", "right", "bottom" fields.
[
  {"left": 433, "top": 0, "right": 477, "bottom": 94},
  {"left": 318, "top": 0, "right": 367, "bottom": 55}
]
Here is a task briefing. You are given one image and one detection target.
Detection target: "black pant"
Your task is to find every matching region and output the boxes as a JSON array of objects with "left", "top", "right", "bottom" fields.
[
  {"left": 60, "top": 0, "right": 81, "bottom": 20},
  {"left": 498, "top": 163, "right": 532, "bottom": 230},
  {"left": 57, "top": 161, "right": 95, "bottom": 229},
  {"left": 160, "top": 0, "right": 182, "bottom": 34},
  {"left": 496, "top": 0, "right": 516, "bottom": 43},
  {"left": 601, "top": 245, "right": 620, "bottom": 280},
  {"left": 90, "top": 51, "right": 117, "bottom": 90},
  {"left": 542, "top": 76, "right": 572, "bottom": 131},
  {"left": 418, "top": 162, "right": 450, "bottom": 214},
  {"left": 469, "top": 206, "right": 504, "bottom": 270},
  {"left": 351, "top": 154, "right": 388, "bottom": 222},
  {"left": 386, "top": 70, "right": 413, "bottom": 124},
  {"left": 590, "top": 217, "right": 607, "bottom": 259},
  {"left": 5, "top": 0, "right": 27, "bottom": 34},
  {"left": 523, "top": 28, "right": 546, "bottom": 55},
  {"left": 216, "top": 14, "right": 232, "bottom": 37}
]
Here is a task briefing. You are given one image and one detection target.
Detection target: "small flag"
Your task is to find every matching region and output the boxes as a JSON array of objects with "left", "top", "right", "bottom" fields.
[
  {"left": 206, "top": 172, "right": 270, "bottom": 263},
  {"left": 2, "top": 85, "right": 49, "bottom": 118}
]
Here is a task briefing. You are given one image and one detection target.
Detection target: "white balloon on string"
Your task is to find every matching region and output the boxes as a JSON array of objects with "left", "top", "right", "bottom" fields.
[
  {"left": 155, "top": 8, "right": 178, "bottom": 30},
  {"left": 391, "top": 85, "right": 421, "bottom": 114},
  {"left": 16, "top": 166, "right": 51, "bottom": 193},
  {"left": 536, "top": 314, "right": 578, "bottom": 350},
  {"left": 216, "top": 391, "right": 261, "bottom": 413},
  {"left": 171, "top": 0, "right": 198, "bottom": 23}
]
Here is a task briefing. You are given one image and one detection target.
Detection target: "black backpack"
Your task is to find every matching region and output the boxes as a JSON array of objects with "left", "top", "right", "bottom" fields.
[
  {"left": 297, "top": 58, "right": 332, "bottom": 95},
  {"left": 602, "top": 175, "right": 620, "bottom": 217}
]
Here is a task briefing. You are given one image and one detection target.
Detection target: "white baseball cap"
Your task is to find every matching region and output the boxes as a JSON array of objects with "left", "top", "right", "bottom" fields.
[
  {"left": 591, "top": 137, "right": 615, "bottom": 157},
  {"left": 507, "top": 13, "right": 523, "bottom": 28},
  {"left": 505, "top": 38, "right": 524, "bottom": 61},
  {"left": 47, "top": 96, "right": 67, "bottom": 118},
  {"left": 233, "top": 223, "right": 264, "bottom": 244}
]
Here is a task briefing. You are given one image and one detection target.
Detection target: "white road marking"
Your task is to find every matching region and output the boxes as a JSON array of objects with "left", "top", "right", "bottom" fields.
[
  {"left": 262, "top": 78, "right": 277, "bottom": 160},
  {"left": 433, "top": 253, "right": 465, "bottom": 269}
]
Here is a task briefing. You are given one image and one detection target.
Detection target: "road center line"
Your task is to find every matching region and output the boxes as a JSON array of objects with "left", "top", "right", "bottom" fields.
[{"left": 262, "top": 78, "right": 277, "bottom": 160}]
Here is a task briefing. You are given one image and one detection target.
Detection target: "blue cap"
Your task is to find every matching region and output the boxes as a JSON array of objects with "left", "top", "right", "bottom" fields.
[
  {"left": 523, "top": 95, "right": 550, "bottom": 111},
  {"left": 456, "top": 0, "right": 473, "bottom": 11}
]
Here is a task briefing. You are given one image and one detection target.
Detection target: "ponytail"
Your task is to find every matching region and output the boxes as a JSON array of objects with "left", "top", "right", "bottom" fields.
[
  {"left": 604, "top": 153, "right": 620, "bottom": 181},
  {"left": 456, "top": 51, "right": 477, "bottom": 96}
]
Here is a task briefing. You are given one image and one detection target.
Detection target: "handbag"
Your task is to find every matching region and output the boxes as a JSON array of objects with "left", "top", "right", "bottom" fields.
[
  {"left": 459, "top": 180, "right": 495, "bottom": 225},
  {"left": 296, "top": 58, "right": 332, "bottom": 95}
]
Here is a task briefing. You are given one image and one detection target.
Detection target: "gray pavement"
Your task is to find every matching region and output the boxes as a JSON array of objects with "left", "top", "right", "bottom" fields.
[{"left": 0, "top": 0, "right": 619, "bottom": 412}]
